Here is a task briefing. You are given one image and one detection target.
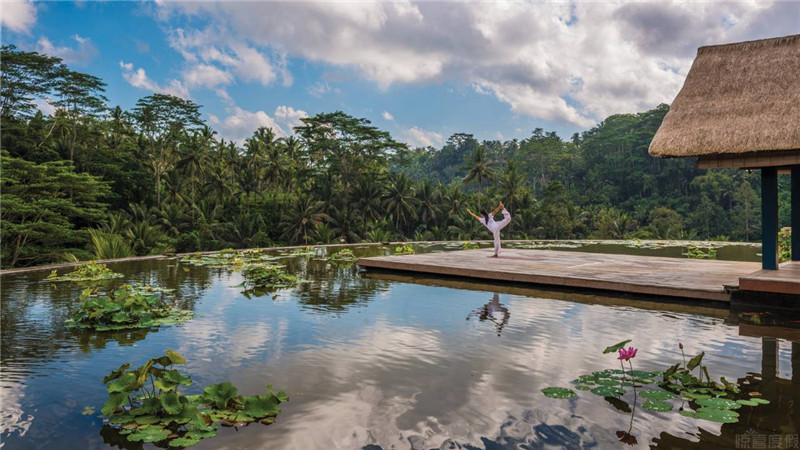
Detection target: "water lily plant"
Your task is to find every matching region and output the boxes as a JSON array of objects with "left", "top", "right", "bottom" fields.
[
  {"left": 47, "top": 261, "right": 124, "bottom": 282},
  {"left": 66, "top": 287, "right": 193, "bottom": 331},
  {"left": 97, "top": 351, "right": 288, "bottom": 447}
]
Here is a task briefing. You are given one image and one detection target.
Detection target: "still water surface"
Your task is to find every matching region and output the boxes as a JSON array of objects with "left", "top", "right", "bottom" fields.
[{"left": 1, "top": 243, "right": 797, "bottom": 449}]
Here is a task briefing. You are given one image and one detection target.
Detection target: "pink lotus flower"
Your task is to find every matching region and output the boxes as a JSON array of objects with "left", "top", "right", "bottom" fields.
[{"left": 618, "top": 347, "right": 637, "bottom": 361}]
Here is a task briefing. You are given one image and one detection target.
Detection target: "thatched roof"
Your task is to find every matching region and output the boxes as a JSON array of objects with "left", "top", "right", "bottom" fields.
[{"left": 649, "top": 34, "right": 800, "bottom": 158}]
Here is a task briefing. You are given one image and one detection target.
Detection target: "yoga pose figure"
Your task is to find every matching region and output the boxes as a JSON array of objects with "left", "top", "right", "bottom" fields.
[{"left": 467, "top": 202, "right": 512, "bottom": 257}]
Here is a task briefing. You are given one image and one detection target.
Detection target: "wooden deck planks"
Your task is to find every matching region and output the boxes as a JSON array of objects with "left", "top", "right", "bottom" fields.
[
  {"left": 358, "top": 248, "right": 764, "bottom": 302},
  {"left": 739, "top": 261, "right": 800, "bottom": 295}
]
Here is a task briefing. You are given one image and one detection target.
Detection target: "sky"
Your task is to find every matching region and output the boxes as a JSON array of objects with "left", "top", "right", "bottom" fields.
[{"left": 1, "top": 1, "right": 798, "bottom": 147}]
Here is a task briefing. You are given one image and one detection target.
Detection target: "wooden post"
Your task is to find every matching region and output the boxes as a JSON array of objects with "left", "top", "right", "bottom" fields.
[
  {"left": 762, "top": 338, "right": 778, "bottom": 381},
  {"left": 761, "top": 167, "right": 779, "bottom": 270},
  {"left": 792, "top": 165, "right": 799, "bottom": 261}
]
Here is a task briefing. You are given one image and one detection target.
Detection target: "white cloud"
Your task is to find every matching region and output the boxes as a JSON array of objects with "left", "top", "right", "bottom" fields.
[
  {"left": 36, "top": 35, "right": 99, "bottom": 65},
  {"left": 214, "top": 105, "right": 309, "bottom": 143},
  {"left": 382, "top": 111, "right": 394, "bottom": 121},
  {"left": 120, "top": 61, "right": 189, "bottom": 98},
  {"left": 1, "top": 0, "right": 37, "bottom": 34},
  {"left": 181, "top": 63, "right": 232, "bottom": 88},
  {"left": 307, "top": 81, "right": 340, "bottom": 98},
  {"left": 154, "top": 1, "right": 798, "bottom": 127},
  {"left": 274, "top": 105, "right": 308, "bottom": 132},
  {"left": 402, "top": 126, "right": 443, "bottom": 148}
]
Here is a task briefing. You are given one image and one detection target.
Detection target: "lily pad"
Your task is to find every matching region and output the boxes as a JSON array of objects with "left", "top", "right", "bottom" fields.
[
  {"left": 679, "top": 410, "right": 696, "bottom": 418},
  {"left": 695, "top": 398, "right": 741, "bottom": 410},
  {"left": 641, "top": 400, "right": 673, "bottom": 412},
  {"left": 749, "top": 398, "right": 770, "bottom": 405},
  {"left": 640, "top": 389, "right": 678, "bottom": 401},
  {"left": 595, "top": 379, "right": 621, "bottom": 387},
  {"left": 694, "top": 407, "right": 739, "bottom": 423},
  {"left": 590, "top": 386, "right": 625, "bottom": 397},
  {"left": 168, "top": 437, "right": 200, "bottom": 447},
  {"left": 541, "top": 387, "right": 578, "bottom": 399},
  {"left": 736, "top": 399, "right": 759, "bottom": 407},
  {"left": 575, "top": 385, "right": 592, "bottom": 391},
  {"left": 128, "top": 427, "right": 171, "bottom": 443}
]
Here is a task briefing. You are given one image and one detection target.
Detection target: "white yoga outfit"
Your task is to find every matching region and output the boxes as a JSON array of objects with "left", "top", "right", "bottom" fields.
[{"left": 481, "top": 209, "right": 511, "bottom": 255}]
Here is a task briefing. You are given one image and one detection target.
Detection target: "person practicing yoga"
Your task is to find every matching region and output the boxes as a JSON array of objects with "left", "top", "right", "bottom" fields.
[{"left": 467, "top": 201, "right": 512, "bottom": 257}]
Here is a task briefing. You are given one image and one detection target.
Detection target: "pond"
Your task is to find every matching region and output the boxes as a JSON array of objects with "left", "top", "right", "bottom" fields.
[{"left": 2, "top": 242, "right": 797, "bottom": 449}]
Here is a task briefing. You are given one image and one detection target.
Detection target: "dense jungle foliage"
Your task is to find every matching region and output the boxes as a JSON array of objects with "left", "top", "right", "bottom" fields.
[{"left": 1, "top": 45, "right": 791, "bottom": 268}]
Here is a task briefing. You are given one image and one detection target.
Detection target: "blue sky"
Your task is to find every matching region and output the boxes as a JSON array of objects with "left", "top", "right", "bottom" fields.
[{"left": 2, "top": 1, "right": 797, "bottom": 146}]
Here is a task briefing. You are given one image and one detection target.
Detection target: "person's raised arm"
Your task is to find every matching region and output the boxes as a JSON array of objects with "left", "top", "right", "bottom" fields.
[
  {"left": 492, "top": 204, "right": 503, "bottom": 216},
  {"left": 466, "top": 208, "right": 482, "bottom": 221}
]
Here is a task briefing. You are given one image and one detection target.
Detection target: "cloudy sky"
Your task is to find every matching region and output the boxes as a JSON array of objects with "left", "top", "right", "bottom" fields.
[{"left": 2, "top": 1, "right": 798, "bottom": 146}]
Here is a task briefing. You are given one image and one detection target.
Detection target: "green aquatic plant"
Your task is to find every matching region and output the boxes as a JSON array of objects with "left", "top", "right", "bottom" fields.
[
  {"left": 239, "top": 264, "right": 299, "bottom": 297},
  {"left": 329, "top": 248, "right": 358, "bottom": 265},
  {"left": 542, "top": 340, "right": 769, "bottom": 426},
  {"left": 394, "top": 243, "right": 415, "bottom": 254},
  {"left": 289, "top": 246, "right": 317, "bottom": 256},
  {"left": 461, "top": 241, "right": 480, "bottom": 250},
  {"left": 98, "top": 351, "right": 287, "bottom": 448},
  {"left": 683, "top": 246, "right": 717, "bottom": 259},
  {"left": 179, "top": 248, "right": 281, "bottom": 269},
  {"left": 47, "top": 261, "right": 124, "bottom": 282},
  {"left": 66, "top": 287, "right": 193, "bottom": 331}
]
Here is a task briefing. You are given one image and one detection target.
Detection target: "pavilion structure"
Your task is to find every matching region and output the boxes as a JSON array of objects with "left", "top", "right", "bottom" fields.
[{"left": 649, "top": 34, "right": 799, "bottom": 297}]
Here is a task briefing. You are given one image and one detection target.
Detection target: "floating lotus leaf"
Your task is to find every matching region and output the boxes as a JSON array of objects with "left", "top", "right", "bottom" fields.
[
  {"left": 640, "top": 389, "right": 678, "bottom": 401},
  {"left": 575, "top": 385, "right": 592, "bottom": 391},
  {"left": 682, "top": 391, "right": 711, "bottom": 400},
  {"left": 541, "top": 387, "right": 577, "bottom": 399},
  {"left": 128, "top": 426, "right": 170, "bottom": 443},
  {"left": 736, "top": 399, "right": 759, "bottom": 406},
  {"left": 82, "top": 406, "right": 95, "bottom": 416},
  {"left": 695, "top": 398, "right": 740, "bottom": 410},
  {"left": 168, "top": 437, "right": 200, "bottom": 447},
  {"left": 634, "top": 378, "right": 656, "bottom": 384},
  {"left": 185, "top": 430, "right": 217, "bottom": 440},
  {"left": 595, "top": 379, "right": 621, "bottom": 387},
  {"left": 591, "top": 386, "right": 625, "bottom": 397},
  {"left": 641, "top": 400, "right": 673, "bottom": 412},
  {"left": 749, "top": 398, "right": 770, "bottom": 405},
  {"left": 694, "top": 407, "right": 739, "bottom": 423},
  {"left": 679, "top": 410, "right": 696, "bottom": 418},
  {"left": 108, "top": 413, "right": 135, "bottom": 424},
  {"left": 134, "top": 415, "right": 160, "bottom": 425}
]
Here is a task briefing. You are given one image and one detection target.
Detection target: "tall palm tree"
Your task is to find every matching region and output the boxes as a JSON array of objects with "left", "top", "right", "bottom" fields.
[
  {"left": 416, "top": 180, "right": 440, "bottom": 227},
  {"left": 280, "top": 195, "right": 327, "bottom": 244},
  {"left": 462, "top": 145, "right": 496, "bottom": 206},
  {"left": 383, "top": 173, "right": 417, "bottom": 234},
  {"left": 352, "top": 177, "right": 383, "bottom": 231}
]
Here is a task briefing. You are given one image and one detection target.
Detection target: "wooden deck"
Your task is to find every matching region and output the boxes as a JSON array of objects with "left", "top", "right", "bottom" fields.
[
  {"left": 739, "top": 261, "right": 800, "bottom": 295},
  {"left": 358, "top": 248, "right": 764, "bottom": 302}
]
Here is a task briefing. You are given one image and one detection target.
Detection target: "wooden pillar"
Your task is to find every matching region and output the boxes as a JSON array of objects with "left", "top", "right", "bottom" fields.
[
  {"left": 792, "top": 165, "right": 799, "bottom": 261},
  {"left": 762, "top": 338, "right": 778, "bottom": 381},
  {"left": 761, "top": 167, "right": 779, "bottom": 270}
]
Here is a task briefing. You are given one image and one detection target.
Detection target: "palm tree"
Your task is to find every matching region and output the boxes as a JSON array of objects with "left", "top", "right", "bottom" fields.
[
  {"left": 462, "top": 145, "right": 496, "bottom": 206},
  {"left": 280, "top": 195, "right": 327, "bottom": 244},
  {"left": 176, "top": 127, "right": 214, "bottom": 214},
  {"left": 415, "top": 180, "right": 440, "bottom": 227},
  {"left": 383, "top": 173, "right": 417, "bottom": 234},
  {"left": 352, "top": 177, "right": 383, "bottom": 231}
]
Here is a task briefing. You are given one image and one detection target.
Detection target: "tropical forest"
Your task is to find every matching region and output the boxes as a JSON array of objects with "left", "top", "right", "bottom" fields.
[{"left": 1, "top": 44, "right": 792, "bottom": 269}]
